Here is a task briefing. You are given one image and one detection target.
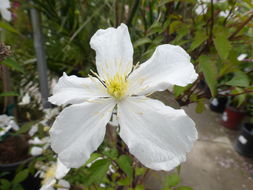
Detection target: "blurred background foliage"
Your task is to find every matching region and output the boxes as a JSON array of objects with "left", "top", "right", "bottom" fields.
[{"left": 0, "top": 0, "right": 253, "bottom": 112}]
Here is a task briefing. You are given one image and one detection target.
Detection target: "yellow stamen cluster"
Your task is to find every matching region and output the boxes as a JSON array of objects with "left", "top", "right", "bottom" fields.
[
  {"left": 105, "top": 73, "right": 128, "bottom": 100},
  {"left": 42, "top": 164, "right": 56, "bottom": 185}
]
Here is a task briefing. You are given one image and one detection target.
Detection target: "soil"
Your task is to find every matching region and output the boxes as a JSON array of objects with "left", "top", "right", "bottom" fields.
[{"left": 0, "top": 135, "right": 30, "bottom": 164}]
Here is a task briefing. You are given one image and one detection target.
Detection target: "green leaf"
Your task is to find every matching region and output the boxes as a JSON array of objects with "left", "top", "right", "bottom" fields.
[
  {"left": 198, "top": 55, "right": 217, "bottom": 96},
  {"left": 0, "top": 91, "right": 19, "bottom": 97},
  {"left": 164, "top": 173, "right": 180, "bottom": 188},
  {"left": 118, "top": 177, "right": 132, "bottom": 186},
  {"left": 0, "top": 179, "right": 11, "bottom": 190},
  {"left": 195, "top": 99, "right": 205, "bottom": 113},
  {"left": 225, "top": 71, "right": 250, "bottom": 87},
  {"left": 134, "top": 38, "right": 152, "bottom": 48},
  {"left": 135, "top": 167, "right": 146, "bottom": 176},
  {"left": 173, "top": 85, "right": 191, "bottom": 97},
  {"left": 0, "top": 21, "right": 20, "bottom": 34},
  {"left": 85, "top": 159, "right": 111, "bottom": 186},
  {"left": 1, "top": 58, "right": 24, "bottom": 73},
  {"left": 213, "top": 31, "right": 231, "bottom": 60},
  {"left": 13, "top": 169, "right": 29, "bottom": 184},
  {"left": 116, "top": 155, "right": 133, "bottom": 178},
  {"left": 103, "top": 147, "right": 118, "bottom": 160},
  {"left": 190, "top": 31, "right": 208, "bottom": 51},
  {"left": 175, "top": 186, "right": 194, "bottom": 190},
  {"left": 12, "top": 184, "right": 24, "bottom": 190},
  {"left": 85, "top": 153, "right": 102, "bottom": 166},
  {"left": 147, "top": 22, "right": 163, "bottom": 36},
  {"left": 135, "top": 185, "right": 145, "bottom": 190},
  {"left": 16, "top": 121, "right": 38, "bottom": 134}
]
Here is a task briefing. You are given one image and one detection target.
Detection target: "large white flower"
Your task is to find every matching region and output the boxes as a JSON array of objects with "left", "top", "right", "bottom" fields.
[
  {"left": 39, "top": 159, "right": 70, "bottom": 190},
  {"left": 49, "top": 23, "right": 198, "bottom": 171},
  {"left": 0, "top": 0, "right": 11, "bottom": 21}
]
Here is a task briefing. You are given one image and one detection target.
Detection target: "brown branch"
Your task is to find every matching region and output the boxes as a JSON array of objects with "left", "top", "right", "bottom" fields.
[
  {"left": 218, "top": 90, "right": 253, "bottom": 97},
  {"left": 229, "top": 12, "right": 253, "bottom": 40}
]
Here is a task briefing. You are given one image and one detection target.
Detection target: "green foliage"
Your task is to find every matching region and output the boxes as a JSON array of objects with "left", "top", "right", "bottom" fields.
[
  {"left": 213, "top": 28, "right": 232, "bottom": 60},
  {"left": 84, "top": 159, "right": 111, "bottom": 186},
  {"left": 16, "top": 121, "right": 38, "bottom": 134},
  {"left": 198, "top": 55, "right": 217, "bottom": 96},
  {"left": 0, "top": 92, "right": 19, "bottom": 97},
  {"left": 190, "top": 31, "right": 208, "bottom": 52},
  {"left": 0, "top": 21, "right": 20, "bottom": 34},
  {"left": 1, "top": 58, "right": 24, "bottom": 73},
  {"left": 116, "top": 155, "right": 133, "bottom": 178},
  {"left": 163, "top": 173, "right": 180, "bottom": 189},
  {"left": 13, "top": 169, "right": 29, "bottom": 185},
  {"left": 226, "top": 71, "right": 250, "bottom": 87}
]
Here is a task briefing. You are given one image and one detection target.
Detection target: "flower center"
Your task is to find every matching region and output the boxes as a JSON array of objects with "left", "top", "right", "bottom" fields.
[
  {"left": 105, "top": 73, "right": 128, "bottom": 100},
  {"left": 42, "top": 165, "right": 56, "bottom": 184}
]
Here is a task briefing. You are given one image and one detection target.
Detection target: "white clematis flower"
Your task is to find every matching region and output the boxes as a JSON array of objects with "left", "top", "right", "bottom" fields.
[
  {"left": 40, "top": 159, "right": 70, "bottom": 190},
  {"left": 0, "top": 0, "right": 11, "bottom": 21},
  {"left": 49, "top": 23, "right": 198, "bottom": 171}
]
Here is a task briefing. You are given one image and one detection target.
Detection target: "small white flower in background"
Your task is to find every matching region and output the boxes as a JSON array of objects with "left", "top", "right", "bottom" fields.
[
  {"left": 195, "top": 0, "right": 227, "bottom": 15},
  {"left": 31, "top": 147, "right": 44, "bottom": 156},
  {"left": 29, "top": 124, "right": 39, "bottom": 136},
  {"left": 38, "top": 159, "right": 70, "bottom": 190},
  {"left": 237, "top": 53, "right": 247, "bottom": 61},
  {"left": 18, "top": 93, "right": 31, "bottom": 106},
  {"left": 0, "top": 0, "right": 11, "bottom": 21},
  {"left": 29, "top": 136, "right": 50, "bottom": 156},
  {"left": 49, "top": 23, "right": 198, "bottom": 171},
  {"left": 0, "top": 114, "right": 19, "bottom": 136}
]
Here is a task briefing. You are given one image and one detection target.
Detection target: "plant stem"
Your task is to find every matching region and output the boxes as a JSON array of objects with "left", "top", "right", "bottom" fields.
[
  {"left": 126, "top": 0, "right": 140, "bottom": 26},
  {"left": 229, "top": 12, "right": 253, "bottom": 40}
]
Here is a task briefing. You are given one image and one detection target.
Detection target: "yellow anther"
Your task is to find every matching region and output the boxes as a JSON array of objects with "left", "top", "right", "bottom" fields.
[{"left": 105, "top": 73, "right": 128, "bottom": 100}]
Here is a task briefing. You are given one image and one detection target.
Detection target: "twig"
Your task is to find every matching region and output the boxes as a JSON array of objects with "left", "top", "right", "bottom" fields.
[
  {"left": 223, "top": 0, "right": 237, "bottom": 25},
  {"left": 229, "top": 12, "right": 253, "bottom": 40}
]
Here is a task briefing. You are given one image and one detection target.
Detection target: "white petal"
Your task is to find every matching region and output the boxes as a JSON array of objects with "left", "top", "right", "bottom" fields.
[
  {"left": 128, "top": 44, "right": 198, "bottom": 96},
  {"left": 29, "top": 137, "right": 44, "bottom": 145},
  {"left": 31, "top": 147, "right": 43, "bottom": 156},
  {"left": 57, "top": 179, "right": 70, "bottom": 190},
  {"left": 55, "top": 159, "right": 70, "bottom": 179},
  {"left": 49, "top": 73, "right": 108, "bottom": 106},
  {"left": 0, "top": 8, "right": 11, "bottom": 22},
  {"left": 0, "top": 0, "right": 11, "bottom": 9},
  {"left": 50, "top": 98, "right": 115, "bottom": 168},
  {"left": 40, "top": 178, "right": 56, "bottom": 190},
  {"left": 90, "top": 23, "right": 133, "bottom": 80},
  {"left": 237, "top": 53, "right": 247, "bottom": 61},
  {"left": 117, "top": 97, "right": 197, "bottom": 171}
]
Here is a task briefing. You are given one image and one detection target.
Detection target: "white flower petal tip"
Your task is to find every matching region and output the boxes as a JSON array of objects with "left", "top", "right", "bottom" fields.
[
  {"left": 50, "top": 98, "right": 116, "bottom": 168},
  {"left": 0, "top": 0, "right": 12, "bottom": 22},
  {"left": 55, "top": 159, "right": 70, "bottom": 179},
  {"left": 128, "top": 44, "right": 198, "bottom": 95},
  {"left": 237, "top": 53, "right": 247, "bottom": 61},
  {"left": 31, "top": 147, "right": 43, "bottom": 156},
  {"left": 90, "top": 23, "right": 133, "bottom": 80},
  {"left": 118, "top": 97, "right": 198, "bottom": 171},
  {"left": 48, "top": 72, "right": 108, "bottom": 106}
]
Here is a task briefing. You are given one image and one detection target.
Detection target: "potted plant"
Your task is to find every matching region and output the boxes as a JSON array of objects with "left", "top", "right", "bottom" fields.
[
  {"left": 221, "top": 93, "right": 247, "bottom": 130},
  {"left": 235, "top": 97, "right": 253, "bottom": 157},
  {"left": 0, "top": 114, "right": 44, "bottom": 190},
  {"left": 209, "top": 96, "right": 228, "bottom": 113}
]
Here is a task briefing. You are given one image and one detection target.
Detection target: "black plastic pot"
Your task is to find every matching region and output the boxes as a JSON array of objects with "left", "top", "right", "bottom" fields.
[
  {"left": 0, "top": 157, "right": 41, "bottom": 190},
  {"left": 235, "top": 123, "right": 253, "bottom": 157},
  {"left": 209, "top": 97, "right": 228, "bottom": 113}
]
